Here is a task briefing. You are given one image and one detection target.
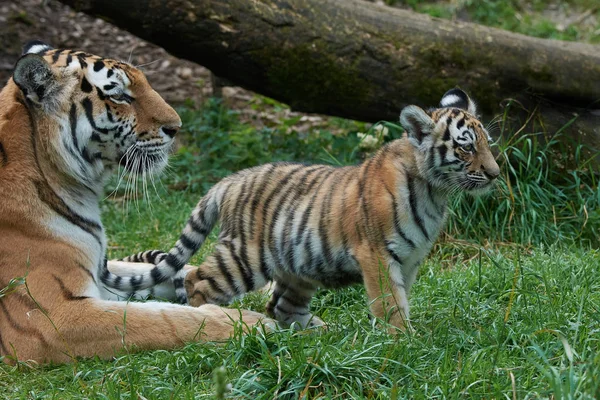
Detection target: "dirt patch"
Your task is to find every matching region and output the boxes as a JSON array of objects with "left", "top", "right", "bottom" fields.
[{"left": 0, "top": 0, "right": 214, "bottom": 104}]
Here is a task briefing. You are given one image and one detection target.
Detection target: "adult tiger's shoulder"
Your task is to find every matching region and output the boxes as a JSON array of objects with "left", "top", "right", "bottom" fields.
[
  {"left": 0, "top": 40, "right": 268, "bottom": 364},
  {"left": 117, "top": 88, "right": 500, "bottom": 331}
]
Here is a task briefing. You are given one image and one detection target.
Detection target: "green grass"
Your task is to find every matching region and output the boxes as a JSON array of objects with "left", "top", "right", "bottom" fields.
[
  {"left": 396, "top": 0, "right": 600, "bottom": 43},
  {"left": 2, "top": 236, "right": 599, "bottom": 398}
]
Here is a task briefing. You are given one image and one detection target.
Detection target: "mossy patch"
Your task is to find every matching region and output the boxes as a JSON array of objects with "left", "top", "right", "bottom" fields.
[{"left": 253, "top": 42, "right": 372, "bottom": 111}]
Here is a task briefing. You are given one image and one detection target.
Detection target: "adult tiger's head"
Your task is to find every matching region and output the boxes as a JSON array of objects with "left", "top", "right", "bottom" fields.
[
  {"left": 11, "top": 40, "right": 180, "bottom": 184},
  {"left": 400, "top": 88, "right": 500, "bottom": 195}
]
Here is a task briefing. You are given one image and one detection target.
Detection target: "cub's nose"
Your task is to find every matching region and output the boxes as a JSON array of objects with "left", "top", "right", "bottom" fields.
[{"left": 161, "top": 125, "right": 180, "bottom": 138}]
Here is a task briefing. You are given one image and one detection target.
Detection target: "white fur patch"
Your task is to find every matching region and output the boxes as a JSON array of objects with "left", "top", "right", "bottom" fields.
[
  {"left": 440, "top": 94, "right": 461, "bottom": 107},
  {"left": 26, "top": 44, "right": 51, "bottom": 55}
]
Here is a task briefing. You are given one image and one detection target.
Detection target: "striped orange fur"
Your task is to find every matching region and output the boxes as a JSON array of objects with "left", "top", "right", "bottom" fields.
[
  {"left": 119, "top": 89, "right": 500, "bottom": 331},
  {"left": 0, "top": 40, "right": 269, "bottom": 365}
]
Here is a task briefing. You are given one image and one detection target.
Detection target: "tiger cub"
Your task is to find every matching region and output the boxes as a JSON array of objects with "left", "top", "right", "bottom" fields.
[{"left": 115, "top": 88, "right": 500, "bottom": 330}]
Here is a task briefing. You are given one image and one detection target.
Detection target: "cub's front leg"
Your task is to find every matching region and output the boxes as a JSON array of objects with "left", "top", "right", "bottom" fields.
[{"left": 357, "top": 247, "right": 410, "bottom": 332}]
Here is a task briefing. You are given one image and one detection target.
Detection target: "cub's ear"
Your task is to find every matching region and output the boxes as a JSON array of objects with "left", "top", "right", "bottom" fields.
[
  {"left": 439, "top": 88, "right": 478, "bottom": 116},
  {"left": 13, "top": 54, "right": 58, "bottom": 107},
  {"left": 22, "top": 40, "right": 54, "bottom": 55},
  {"left": 400, "top": 105, "right": 435, "bottom": 145}
]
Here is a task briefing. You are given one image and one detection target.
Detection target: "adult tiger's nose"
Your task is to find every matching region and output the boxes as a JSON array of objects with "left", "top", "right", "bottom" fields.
[
  {"left": 483, "top": 163, "right": 500, "bottom": 180},
  {"left": 161, "top": 125, "right": 180, "bottom": 138}
]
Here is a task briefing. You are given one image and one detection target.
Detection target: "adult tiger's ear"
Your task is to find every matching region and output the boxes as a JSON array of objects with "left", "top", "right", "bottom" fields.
[
  {"left": 13, "top": 54, "right": 59, "bottom": 108},
  {"left": 439, "top": 88, "right": 478, "bottom": 116},
  {"left": 400, "top": 105, "right": 435, "bottom": 146},
  {"left": 22, "top": 39, "right": 54, "bottom": 55}
]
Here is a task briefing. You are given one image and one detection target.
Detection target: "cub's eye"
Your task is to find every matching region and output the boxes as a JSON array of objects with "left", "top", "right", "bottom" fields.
[
  {"left": 109, "top": 92, "right": 133, "bottom": 104},
  {"left": 462, "top": 144, "right": 475, "bottom": 153}
]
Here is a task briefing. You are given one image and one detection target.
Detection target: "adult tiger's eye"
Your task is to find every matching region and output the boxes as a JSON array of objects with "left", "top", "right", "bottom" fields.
[{"left": 463, "top": 144, "right": 475, "bottom": 153}]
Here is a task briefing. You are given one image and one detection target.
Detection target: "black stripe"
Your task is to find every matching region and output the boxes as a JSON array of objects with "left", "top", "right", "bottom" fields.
[
  {"left": 358, "top": 157, "right": 374, "bottom": 232},
  {"left": 407, "top": 176, "right": 430, "bottom": 241},
  {"left": 150, "top": 266, "right": 165, "bottom": 283},
  {"left": 456, "top": 116, "right": 465, "bottom": 130},
  {"left": 222, "top": 240, "right": 253, "bottom": 293},
  {"left": 426, "top": 183, "right": 444, "bottom": 217},
  {"left": 269, "top": 166, "right": 322, "bottom": 269},
  {"left": 295, "top": 168, "right": 336, "bottom": 245},
  {"left": 81, "top": 98, "right": 109, "bottom": 134},
  {"left": 105, "top": 104, "right": 114, "bottom": 123},
  {"left": 69, "top": 103, "right": 79, "bottom": 150},
  {"left": 188, "top": 215, "right": 211, "bottom": 237},
  {"left": 129, "top": 275, "right": 143, "bottom": 291},
  {"left": 65, "top": 52, "right": 73, "bottom": 66},
  {"left": 53, "top": 275, "right": 89, "bottom": 301},
  {"left": 51, "top": 49, "right": 62, "bottom": 64},
  {"left": 230, "top": 177, "right": 249, "bottom": 245},
  {"left": 191, "top": 288, "right": 209, "bottom": 304},
  {"left": 275, "top": 304, "right": 309, "bottom": 316},
  {"left": 77, "top": 262, "right": 96, "bottom": 284},
  {"left": 384, "top": 187, "right": 416, "bottom": 249},
  {"left": 93, "top": 60, "right": 105, "bottom": 72},
  {"left": 179, "top": 233, "right": 197, "bottom": 250},
  {"left": 165, "top": 253, "right": 185, "bottom": 272},
  {"left": 150, "top": 250, "right": 166, "bottom": 264},
  {"left": 317, "top": 168, "right": 341, "bottom": 273},
  {"left": 80, "top": 77, "right": 93, "bottom": 93},
  {"left": 34, "top": 181, "right": 102, "bottom": 243},
  {"left": 248, "top": 164, "right": 278, "bottom": 239},
  {"left": 0, "top": 141, "right": 7, "bottom": 166},
  {"left": 385, "top": 242, "right": 403, "bottom": 265},
  {"left": 214, "top": 251, "right": 238, "bottom": 295},
  {"left": 258, "top": 165, "right": 306, "bottom": 279},
  {"left": 237, "top": 173, "right": 259, "bottom": 290},
  {"left": 284, "top": 167, "right": 327, "bottom": 272},
  {"left": 77, "top": 54, "right": 88, "bottom": 68},
  {"left": 266, "top": 282, "right": 288, "bottom": 314},
  {"left": 172, "top": 277, "right": 184, "bottom": 289},
  {"left": 442, "top": 117, "right": 452, "bottom": 141},
  {"left": 196, "top": 268, "right": 226, "bottom": 295}
]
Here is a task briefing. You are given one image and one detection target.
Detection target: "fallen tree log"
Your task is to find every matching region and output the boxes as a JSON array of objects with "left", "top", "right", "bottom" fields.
[{"left": 61, "top": 0, "right": 600, "bottom": 157}]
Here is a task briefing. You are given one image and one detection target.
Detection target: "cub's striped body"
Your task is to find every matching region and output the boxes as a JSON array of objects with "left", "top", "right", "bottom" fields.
[
  {"left": 119, "top": 89, "right": 500, "bottom": 330},
  {"left": 0, "top": 41, "right": 267, "bottom": 364}
]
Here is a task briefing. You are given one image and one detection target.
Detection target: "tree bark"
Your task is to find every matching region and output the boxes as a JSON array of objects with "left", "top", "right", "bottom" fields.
[{"left": 60, "top": 0, "right": 600, "bottom": 157}]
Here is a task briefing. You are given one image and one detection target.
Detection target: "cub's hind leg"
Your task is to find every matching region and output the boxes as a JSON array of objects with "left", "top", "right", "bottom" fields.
[
  {"left": 184, "top": 242, "right": 268, "bottom": 307},
  {"left": 265, "top": 279, "right": 323, "bottom": 329}
]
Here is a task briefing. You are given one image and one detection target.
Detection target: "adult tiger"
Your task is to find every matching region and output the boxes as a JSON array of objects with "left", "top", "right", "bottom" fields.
[
  {"left": 116, "top": 89, "right": 501, "bottom": 331},
  {"left": 0, "top": 40, "right": 268, "bottom": 364}
]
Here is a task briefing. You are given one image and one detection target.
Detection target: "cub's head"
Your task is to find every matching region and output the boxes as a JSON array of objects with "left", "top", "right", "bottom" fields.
[
  {"left": 400, "top": 88, "right": 500, "bottom": 194},
  {"left": 12, "top": 40, "right": 180, "bottom": 185}
]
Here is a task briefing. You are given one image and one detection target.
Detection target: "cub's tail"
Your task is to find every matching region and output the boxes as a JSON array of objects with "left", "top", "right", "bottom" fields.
[
  {"left": 100, "top": 187, "right": 221, "bottom": 303},
  {"left": 119, "top": 250, "right": 167, "bottom": 264}
]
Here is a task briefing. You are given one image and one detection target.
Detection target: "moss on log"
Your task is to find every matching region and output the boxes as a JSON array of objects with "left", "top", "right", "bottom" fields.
[{"left": 61, "top": 0, "right": 600, "bottom": 159}]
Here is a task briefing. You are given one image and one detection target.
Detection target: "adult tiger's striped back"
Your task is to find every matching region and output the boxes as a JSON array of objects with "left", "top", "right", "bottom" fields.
[
  {"left": 0, "top": 40, "right": 268, "bottom": 364},
  {"left": 118, "top": 88, "right": 500, "bottom": 330}
]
